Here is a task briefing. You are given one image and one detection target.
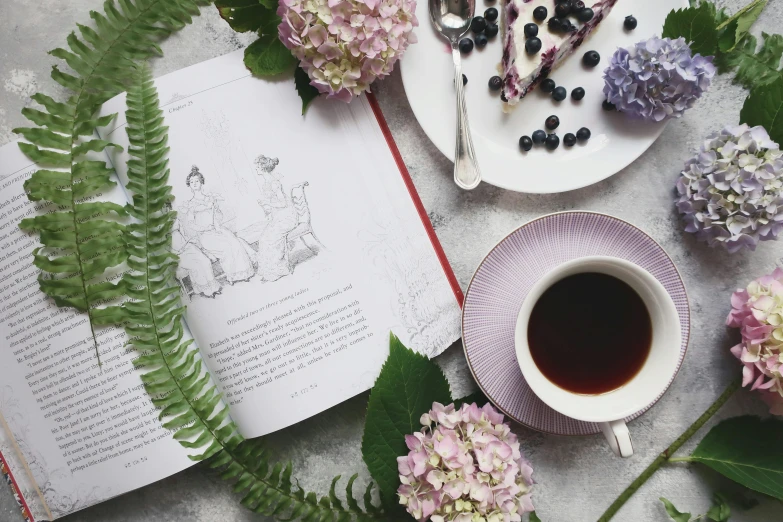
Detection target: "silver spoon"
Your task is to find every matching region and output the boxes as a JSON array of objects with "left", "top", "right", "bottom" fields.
[{"left": 429, "top": 0, "right": 482, "bottom": 190}]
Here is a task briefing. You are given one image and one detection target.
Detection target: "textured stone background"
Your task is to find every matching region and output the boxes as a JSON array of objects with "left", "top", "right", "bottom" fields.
[{"left": 1, "top": 0, "right": 783, "bottom": 521}]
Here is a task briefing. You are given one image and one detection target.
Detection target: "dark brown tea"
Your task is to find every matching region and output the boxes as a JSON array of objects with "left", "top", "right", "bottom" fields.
[{"left": 527, "top": 272, "right": 652, "bottom": 395}]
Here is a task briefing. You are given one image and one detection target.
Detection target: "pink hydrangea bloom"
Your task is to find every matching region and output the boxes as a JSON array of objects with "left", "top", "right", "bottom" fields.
[
  {"left": 397, "top": 402, "right": 535, "bottom": 522},
  {"left": 277, "top": 0, "right": 418, "bottom": 102},
  {"left": 727, "top": 267, "right": 783, "bottom": 415}
]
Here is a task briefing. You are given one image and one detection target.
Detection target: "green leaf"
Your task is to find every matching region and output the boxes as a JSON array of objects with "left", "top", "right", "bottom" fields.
[
  {"left": 660, "top": 497, "right": 692, "bottom": 522},
  {"left": 294, "top": 65, "right": 319, "bottom": 115},
  {"left": 361, "top": 333, "right": 452, "bottom": 508},
  {"left": 717, "top": 32, "right": 783, "bottom": 89},
  {"left": 529, "top": 512, "right": 543, "bottom": 522},
  {"left": 690, "top": 415, "right": 783, "bottom": 500},
  {"left": 706, "top": 493, "right": 731, "bottom": 521},
  {"left": 717, "top": 0, "right": 767, "bottom": 52},
  {"left": 739, "top": 77, "right": 783, "bottom": 146},
  {"left": 244, "top": 33, "right": 297, "bottom": 77},
  {"left": 662, "top": 3, "right": 720, "bottom": 57}
]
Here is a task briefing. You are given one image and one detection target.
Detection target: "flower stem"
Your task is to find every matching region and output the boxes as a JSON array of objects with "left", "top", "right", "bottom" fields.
[{"left": 596, "top": 378, "right": 742, "bottom": 522}]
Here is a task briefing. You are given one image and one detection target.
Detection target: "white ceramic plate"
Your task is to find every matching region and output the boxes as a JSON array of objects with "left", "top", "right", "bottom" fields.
[{"left": 400, "top": 0, "right": 688, "bottom": 193}]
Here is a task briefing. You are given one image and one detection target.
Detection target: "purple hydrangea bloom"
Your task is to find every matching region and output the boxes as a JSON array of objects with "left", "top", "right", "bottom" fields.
[
  {"left": 603, "top": 36, "right": 716, "bottom": 122},
  {"left": 675, "top": 124, "right": 783, "bottom": 253}
]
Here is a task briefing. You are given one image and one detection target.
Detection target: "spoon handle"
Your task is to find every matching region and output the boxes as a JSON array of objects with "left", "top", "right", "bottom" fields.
[{"left": 451, "top": 47, "right": 482, "bottom": 190}]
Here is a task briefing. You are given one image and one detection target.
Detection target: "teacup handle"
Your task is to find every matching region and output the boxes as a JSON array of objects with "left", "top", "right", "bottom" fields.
[{"left": 600, "top": 420, "right": 634, "bottom": 458}]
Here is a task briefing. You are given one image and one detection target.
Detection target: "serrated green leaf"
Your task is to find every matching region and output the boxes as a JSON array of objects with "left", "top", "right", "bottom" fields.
[
  {"left": 662, "top": 3, "right": 719, "bottom": 57},
  {"left": 706, "top": 493, "right": 731, "bottom": 521},
  {"left": 689, "top": 416, "right": 783, "bottom": 500},
  {"left": 660, "top": 497, "right": 692, "bottom": 522},
  {"left": 244, "top": 32, "right": 297, "bottom": 77},
  {"left": 361, "top": 333, "right": 452, "bottom": 508},
  {"left": 294, "top": 65, "right": 320, "bottom": 115},
  {"left": 739, "top": 77, "right": 783, "bottom": 146}
]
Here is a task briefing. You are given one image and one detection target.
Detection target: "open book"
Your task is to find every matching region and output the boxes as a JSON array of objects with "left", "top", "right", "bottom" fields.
[{"left": 0, "top": 50, "right": 462, "bottom": 521}]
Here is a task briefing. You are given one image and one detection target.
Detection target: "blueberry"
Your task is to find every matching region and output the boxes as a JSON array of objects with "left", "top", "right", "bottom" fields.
[
  {"left": 484, "top": 7, "right": 498, "bottom": 22},
  {"left": 488, "top": 75, "right": 502, "bottom": 91},
  {"left": 576, "top": 127, "right": 591, "bottom": 141},
  {"left": 624, "top": 15, "right": 638, "bottom": 30},
  {"left": 475, "top": 33, "right": 488, "bottom": 48},
  {"left": 577, "top": 7, "right": 594, "bottom": 22},
  {"left": 533, "top": 6, "right": 548, "bottom": 21},
  {"left": 571, "top": 87, "right": 585, "bottom": 100},
  {"left": 548, "top": 17, "right": 563, "bottom": 32},
  {"left": 462, "top": 74, "right": 468, "bottom": 85},
  {"left": 545, "top": 115, "right": 560, "bottom": 130},
  {"left": 485, "top": 23, "right": 499, "bottom": 38},
  {"left": 555, "top": 2, "right": 570, "bottom": 17},
  {"left": 541, "top": 78, "right": 556, "bottom": 93},
  {"left": 582, "top": 50, "right": 600, "bottom": 67},
  {"left": 571, "top": 0, "right": 585, "bottom": 10},
  {"left": 563, "top": 133, "right": 577, "bottom": 147},
  {"left": 561, "top": 18, "right": 576, "bottom": 32},
  {"left": 525, "top": 37, "right": 542, "bottom": 54},
  {"left": 524, "top": 23, "right": 539, "bottom": 38},
  {"left": 545, "top": 134, "right": 560, "bottom": 150},
  {"left": 602, "top": 99, "right": 616, "bottom": 111},
  {"left": 532, "top": 130, "right": 547, "bottom": 144},
  {"left": 471, "top": 16, "right": 487, "bottom": 33},
  {"left": 459, "top": 38, "right": 474, "bottom": 54},
  {"left": 519, "top": 136, "right": 533, "bottom": 151},
  {"left": 552, "top": 86, "right": 567, "bottom": 101}
]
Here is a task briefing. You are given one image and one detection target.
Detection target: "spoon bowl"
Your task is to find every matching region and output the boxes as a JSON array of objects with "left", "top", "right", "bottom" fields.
[{"left": 429, "top": 0, "right": 474, "bottom": 43}]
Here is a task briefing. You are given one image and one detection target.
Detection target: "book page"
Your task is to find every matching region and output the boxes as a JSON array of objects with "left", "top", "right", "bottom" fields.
[
  {"left": 99, "top": 50, "right": 461, "bottom": 438},
  {"left": 0, "top": 141, "right": 194, "bottom": 520}
]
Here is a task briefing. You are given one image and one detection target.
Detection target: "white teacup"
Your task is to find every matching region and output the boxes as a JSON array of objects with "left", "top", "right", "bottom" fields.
[{"left": 514, "top": 256, "right": 681, "bottom": 457}]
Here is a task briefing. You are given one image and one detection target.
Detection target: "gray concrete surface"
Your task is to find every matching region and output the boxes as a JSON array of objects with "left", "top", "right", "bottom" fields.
[{"left": 1, "top": 0, "right": 782, "bottom": 520}]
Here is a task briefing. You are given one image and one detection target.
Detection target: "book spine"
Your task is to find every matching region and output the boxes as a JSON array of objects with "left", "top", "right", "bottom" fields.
[
  {"left": 365, "top": 92, "right": 464, "bottom": 306},
  {"left": 0, "top": 450, "right": 34, "bottom": 522}
]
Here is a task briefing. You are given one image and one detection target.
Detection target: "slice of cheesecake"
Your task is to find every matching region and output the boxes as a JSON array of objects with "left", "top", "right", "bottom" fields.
[{"left": 502, "top": 0, "right": 619, "bottom": 106}]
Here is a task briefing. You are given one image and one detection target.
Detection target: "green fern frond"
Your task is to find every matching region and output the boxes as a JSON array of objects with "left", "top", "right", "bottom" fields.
[
  {"left": 716, "top": 31, "right": 783, "bottom": 89},
  {"left": 14, "top": 0, "right": 212, "bottom": 362},
  {"left": 123, "top": 63, "right": 386, "bottom": 522}
]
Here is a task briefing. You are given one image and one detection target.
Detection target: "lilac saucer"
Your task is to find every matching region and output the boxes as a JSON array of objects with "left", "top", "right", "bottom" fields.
[{"left": 462, "top": 211, "right": 690, "bottom": 435}]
